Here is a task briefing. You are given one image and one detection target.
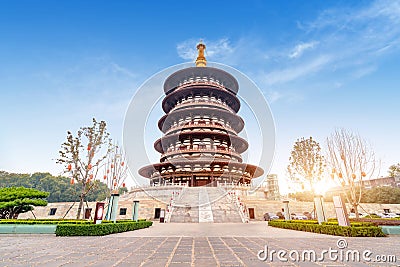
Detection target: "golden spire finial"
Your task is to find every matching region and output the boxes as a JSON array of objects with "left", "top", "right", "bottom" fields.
[{"left": 195, "top": 41, "right": 207, "bottom": 67}]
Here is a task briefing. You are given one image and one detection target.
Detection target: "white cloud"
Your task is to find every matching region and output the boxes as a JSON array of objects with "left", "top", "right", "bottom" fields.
[
  {"left": 375, "top": 44, "right": 393, "bottom": 54},
  {"left": 175, "top": 0, "right": 400, "bottom": 102},
  {"left": 264, "top": 55, "right": 332, "bottom": 85},
  {"left": 267, "top": 91, "right": 283, "bottom": 103},
  {"left": 176, "top": 40, "right": 197, "bottom": 60},
  {"left": 358, "top": 0, "right": 400, "bottom": 23},
  {"left": 289, "top": 41, "right": 319, "bottom": 59},
  {"left": 352, "top": 66, "right": 377, "bottom": 79},
  {"left": 177, "top": 38, "right": 235, "bottom": 61},
  {"left": 334, "top": 82, "right": 343, "bottom": 89},
  {"left": 110, "top": 63, "right": 136, "bottom": 78},
  {"left": 302, "top": 0, "right": 400, "bottom": 55},
  {"left": 285, "top": 0, "right": 400, "bottom": 86}
]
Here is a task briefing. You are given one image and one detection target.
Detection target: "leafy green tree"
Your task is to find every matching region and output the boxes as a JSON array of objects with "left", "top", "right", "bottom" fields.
[
  {"left": 57, "top": 118, "right": 113, "bottom": 219},
  {"left": 87, "top": 180, "right": 110, "bottom": 201},
  {"left": 289, "top": 191, "right": 314, "bottom": 202},
  {"left": 290, "top": 191, "right": 334, "bottom": 202},
  {"left": 119, "top": 187, "right": 128, "bottom": 195},
  {"left": 362, "top": 187, "right": 400, "bottom": 204},
  {"left": 0, "top": 171, "right": 109, "bottom": 203},
  {"left": 0, "top": 187, "right": 49, "bottom": 219},
  {"left": 287, "top": 137, "right": 325, "bottom": 194},
  {"left": 388, "top": 163, "right": 400, "bottom": 178}
]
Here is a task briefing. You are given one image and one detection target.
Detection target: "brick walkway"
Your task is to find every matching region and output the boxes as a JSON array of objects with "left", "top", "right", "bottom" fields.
[{"left": 0, "top": 222, "right": 399, "bottom": 267}]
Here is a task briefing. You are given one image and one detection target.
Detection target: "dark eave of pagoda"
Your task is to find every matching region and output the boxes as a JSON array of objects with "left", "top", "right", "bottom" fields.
[
  {"left": 138, "top": 159, "right": 264, "bottom": 178},
  {"left": 159, "top": 149, "right": 243, "bottom": 163},
  {"left": 153, "top": 130, "right": 249, "bottom": 154},
  {"left": 162, "top": 84, "right": 240, "bottom": 113},
  {"left": 158, "top": 106, "right": 244, "bottom": 133},
  {"left": 163, "top": 67, "right": 239, "bottom": 95},
  {"left": 165, "top": 122, "right": 237, "bottom": 136}
]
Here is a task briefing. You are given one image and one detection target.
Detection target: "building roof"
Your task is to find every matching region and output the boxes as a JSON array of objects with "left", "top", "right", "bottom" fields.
[{"left": 163, "top": 67, "right": 239, "bottom": 95}]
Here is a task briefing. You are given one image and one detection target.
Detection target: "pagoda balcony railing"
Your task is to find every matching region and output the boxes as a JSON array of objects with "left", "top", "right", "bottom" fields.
[
  {"left": 150, "top": 173, "right": 250, "bottom": 182},
  {"left": 160, "top": 148, "right": 242, "bottom": 161},
  {"left": 176, "top": 79, "right": 228, "bottom": 92},
  {"left": 170, "top": 99, "right": 235, "bottom": 113},
  {"left": 165, "top": 121, "right": 236, "bottom": 135},
  {"left": 149, "top": 181, "right": 189, "bottom": 187},
  {"left": 218, "top": 182, "right": 255, "bottom": 190},
  {"left": 165, "top": 187, "right": 186, "bottom": 223}
]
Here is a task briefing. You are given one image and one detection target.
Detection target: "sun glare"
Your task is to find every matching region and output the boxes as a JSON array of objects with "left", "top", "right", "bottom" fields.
[{"left": 314, "top": 180, "right": 335, "bottom": 195}]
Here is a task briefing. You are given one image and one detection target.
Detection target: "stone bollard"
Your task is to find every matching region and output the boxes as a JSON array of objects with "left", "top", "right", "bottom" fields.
[{"left": 283, "top": 200, "right": 290, "bottom": 220}]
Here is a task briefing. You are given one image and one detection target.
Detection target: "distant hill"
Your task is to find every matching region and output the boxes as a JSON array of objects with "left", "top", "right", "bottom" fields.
[{"left": 0, "top": 171, "right": 110, "bottom": 202}]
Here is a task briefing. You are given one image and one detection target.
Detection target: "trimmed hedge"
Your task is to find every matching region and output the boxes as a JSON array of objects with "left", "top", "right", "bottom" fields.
[
  {"left": 351, "top": 218, "right": 400, "bottom": 226},
  {"left": 117, "top": 219, "right": 147, "bottom": 222},
  {"left": 55, "top": 220, "right": 153, "bottom": 236},
  {"left": 268, "top": 220, "right": 386, "bottom": 237},
  {"left": 283, "top": 220, "right": 319, "bottom": 224},
  {"left": 0, "top": 219, "right": 93, "bottom": 225},
  {"left": 276, "top": 220, "right": 375, "bottom": 227}
]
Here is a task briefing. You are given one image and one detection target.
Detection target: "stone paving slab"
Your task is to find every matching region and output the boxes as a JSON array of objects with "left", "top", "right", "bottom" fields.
[{"left": 0, "top": 222, "right": 399, "bottom": 266}]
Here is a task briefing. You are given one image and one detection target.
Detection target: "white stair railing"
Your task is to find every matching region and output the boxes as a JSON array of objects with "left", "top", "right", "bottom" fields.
[
  {"left": 165, "top": 187, "right": 186, "bottom": 223},
  {"left": 226, "top": 190, "right": 249, "bottom": 223}
]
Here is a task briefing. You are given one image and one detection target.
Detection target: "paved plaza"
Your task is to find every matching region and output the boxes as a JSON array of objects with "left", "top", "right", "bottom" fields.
[{"left": 0, "top": 222, "right": 399, "bottom": 267}]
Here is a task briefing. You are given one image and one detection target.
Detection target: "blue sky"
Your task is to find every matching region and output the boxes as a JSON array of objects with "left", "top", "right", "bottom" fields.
[{"left": 1, "top": 1, "right": 400, "bottom": 191}]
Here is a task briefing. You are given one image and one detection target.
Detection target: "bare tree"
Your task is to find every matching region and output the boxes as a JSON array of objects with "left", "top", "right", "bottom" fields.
[
  {"left": 287, "top": 137, "right": 325, "bottom": 194},
  {"left": 57, "top": 118, "right": 113, "bottom": 219},
  {"left": 102, "top": 145, "right": 128, "bottom": 194},
  {"left": 326, "top": 129, "right": 377, "bottom": 219}
]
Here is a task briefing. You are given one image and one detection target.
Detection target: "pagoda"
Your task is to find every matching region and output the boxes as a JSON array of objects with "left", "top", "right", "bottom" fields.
[{"left": 139, "top": 43, "right": 264, "bottom": 186}]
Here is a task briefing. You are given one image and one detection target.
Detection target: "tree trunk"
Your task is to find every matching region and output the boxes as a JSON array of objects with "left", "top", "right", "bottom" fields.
[
  {"left": 77, "top": 181, "right": 87, "bottom": 219},
  {"left": 310, "top": 183, "right": 316, "bottom": 219},
  {"left": 354, "top": 204, "right": 359, "bottom": 219},
  {"left": 76, "top": 196, "right": 84, "bottom": 219}
]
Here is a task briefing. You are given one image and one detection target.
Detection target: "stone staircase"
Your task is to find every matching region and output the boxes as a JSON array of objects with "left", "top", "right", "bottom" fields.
[
  {"left": 198, "top": 187, "right": 214, "bottom": 223},
  {"left": 169, "top": 187, "right": 200, "bottom": 223},
  {"left": 208, "top": 187, "right": 242, "bottom": 223},
  {"left": 169, "top": 187, "right": 243, "bottom": 223}
]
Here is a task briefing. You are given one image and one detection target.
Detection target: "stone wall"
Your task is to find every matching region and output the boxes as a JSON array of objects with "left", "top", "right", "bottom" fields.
[
  {"left": 18, "top": 199, "right": 169, "bottom": 221},
  {"left": 241, "top": 199, "right": 400, "bottom": 221},
  {"left": 18, "top": 202, "right": 98, "bottom": 220},
  {"left": 18, "top": 186, "right": 179, "bottom": 221},
  {"left": 17, "top": 185, "right": 400, "bottom": 222}
]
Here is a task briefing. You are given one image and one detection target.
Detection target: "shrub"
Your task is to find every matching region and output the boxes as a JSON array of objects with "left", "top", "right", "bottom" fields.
[
  {"left": 0, "top": 219, "right": 92, "bottom": 225},
  {"left": 351, "top": 218, "right": 400, "bottom": 226},
  {"left": 323, "top": 221, "right": 376, "bottom": 227},
  {"left": 274, "top": 220, "right": 375, "bottom": 227},
  {"left": 268, "top": 221, "right": 385, "bottom": 237},
  {"left": 280, "top": 220, "right": 319, "bottom": 224},
  {"left": 55, "top": 220, "right": 153, "bottom": 236}
]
